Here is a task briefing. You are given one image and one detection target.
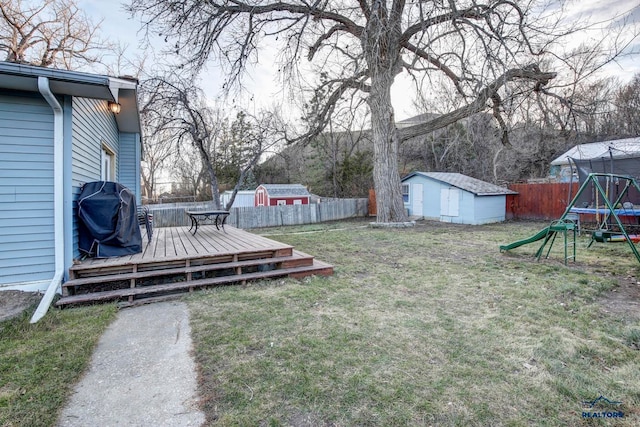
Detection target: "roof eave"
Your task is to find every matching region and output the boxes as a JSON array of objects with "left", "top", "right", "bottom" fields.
[
  {"left": 476, "top": 191, "right": 518, "bottom": 196},
  {"left": 0, "top": 62, "right": 141, "bottom": 133}
]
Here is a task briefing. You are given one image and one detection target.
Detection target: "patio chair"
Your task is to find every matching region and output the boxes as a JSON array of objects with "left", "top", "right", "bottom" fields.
[{"left": 137, "top": 206, "right": 153, "bottom": 243}]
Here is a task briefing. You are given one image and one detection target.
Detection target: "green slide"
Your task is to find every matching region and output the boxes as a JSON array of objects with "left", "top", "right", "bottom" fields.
[{"left": 499, "top": 227, "right": 551, "bottom": 252}]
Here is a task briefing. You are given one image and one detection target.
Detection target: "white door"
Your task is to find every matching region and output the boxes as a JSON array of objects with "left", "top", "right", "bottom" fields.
[
  {"left": 101, "top": 147, "right": 114, "bottom": 181},
  {"left": 412, "top": 183, "right": 423, "bottom": 216},
  {"left": 440, "top": 188, "right": 460, "bottom": 217}
]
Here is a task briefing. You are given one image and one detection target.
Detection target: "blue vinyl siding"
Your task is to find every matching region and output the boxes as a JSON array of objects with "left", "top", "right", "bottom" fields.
[
  {"left": 71, "top": 97, "right": 118, "bottom": 186},
  {"left": 71, "top": 97, "right": 119, "bottom": 258},
  {"left": 0, "top": 91, "right": 55, "bottom": 286},
  {"left": 118, "top": 132, "right": 141, "bottom": 203}
]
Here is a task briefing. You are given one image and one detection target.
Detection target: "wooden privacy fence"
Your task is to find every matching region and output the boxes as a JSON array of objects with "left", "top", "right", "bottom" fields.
[
  {"left": 507, "top": 182, "right": 579, "bottom": 220},
  {"left": 147, "top": 198, "right": 369, "bottom": 229}
]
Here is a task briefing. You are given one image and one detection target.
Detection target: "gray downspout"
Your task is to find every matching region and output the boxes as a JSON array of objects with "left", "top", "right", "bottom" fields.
[{"left": 31, "top": 77, "right": 65, "bottom": 323}]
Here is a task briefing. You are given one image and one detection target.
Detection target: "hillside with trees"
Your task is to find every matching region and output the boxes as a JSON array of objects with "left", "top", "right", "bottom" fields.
[{"left": 256, "top": 73, "right": 640, "bottom": 198}]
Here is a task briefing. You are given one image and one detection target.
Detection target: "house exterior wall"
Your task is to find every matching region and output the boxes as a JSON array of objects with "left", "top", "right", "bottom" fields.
[
  {"left": 0, "top": 91, "right": 55, "bottom": 289},
  {"left": 255, "top": 185, "right": 310, "bottom": 207},
  {"left": 445, "top": 188, "right": 475, "bottom": 224},
  {"left": 71, "top": 97, "right": 120, "bottom": 259},
  {"left": 0, "top": 65, "right": 141, "bottom": 292},
  {"left": 118, "top": 132, "right": 141, "bottom": 205},
  {"left": 404, "top": 176, "right": 440, "bottom": 219}
]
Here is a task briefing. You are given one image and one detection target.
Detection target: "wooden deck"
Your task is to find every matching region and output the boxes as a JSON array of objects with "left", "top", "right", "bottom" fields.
[{"left": 57, "top": 225, "right": 333, "bottom": 307}]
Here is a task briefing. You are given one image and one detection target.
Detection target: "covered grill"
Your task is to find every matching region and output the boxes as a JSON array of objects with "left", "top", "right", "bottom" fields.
[{"left": 78, "top": 181, "right": 142, "bottom": 258}]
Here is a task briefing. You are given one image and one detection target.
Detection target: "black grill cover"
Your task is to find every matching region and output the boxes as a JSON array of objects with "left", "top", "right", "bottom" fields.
[{"left": 78, "top": 181, "right": 142, "bottom": 258}]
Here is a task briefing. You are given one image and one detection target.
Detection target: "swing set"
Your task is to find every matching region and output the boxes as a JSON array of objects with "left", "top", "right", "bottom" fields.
[
  {"left": 552, "top": 172, "right": 640, "bottom": 263},
  {"left": 501, "top": 173, "right": 640, "bottom": 264}
]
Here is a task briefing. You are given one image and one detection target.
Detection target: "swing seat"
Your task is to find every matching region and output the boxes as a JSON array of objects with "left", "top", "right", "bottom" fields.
[
  {"left": 592, "top": 230, "right": 614, "bottom": 243},
  {"left": 592, "top": 230, "right": 640, "bottom": 243}
]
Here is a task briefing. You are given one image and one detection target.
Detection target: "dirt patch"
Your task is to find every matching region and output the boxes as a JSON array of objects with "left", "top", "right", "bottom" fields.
[
  {"left": 0, "top": 291, "right": 41, "bottom": 322},
  {"left": 601, "top": 276, "right": 640, "bottom": 321}
]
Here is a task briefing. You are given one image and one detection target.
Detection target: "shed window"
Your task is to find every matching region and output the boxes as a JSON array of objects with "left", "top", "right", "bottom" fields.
[
  {"left": 402, "top": 184, "right": 409, "bottom": 203},
  {"left": 277, "top": 200, "right": 287, "bottom": 206}
]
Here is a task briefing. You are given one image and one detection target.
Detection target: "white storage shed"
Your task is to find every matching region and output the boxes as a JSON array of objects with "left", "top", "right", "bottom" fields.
[{"left": 402, "top": 172, "right": 517, "bottom": 225}]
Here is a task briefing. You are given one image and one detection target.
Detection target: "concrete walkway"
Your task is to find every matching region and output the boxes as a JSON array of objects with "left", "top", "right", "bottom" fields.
[{"left": 58, "top": 301, "right": 205, "bottom": 427}]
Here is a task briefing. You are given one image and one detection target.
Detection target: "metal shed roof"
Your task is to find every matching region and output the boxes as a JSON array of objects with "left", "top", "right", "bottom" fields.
[
  {"left": 550, "top": 137, "right": 640, "bottom": 166},
  {"left": 260, "top": 184, "right": 311, "bottom": 197},
  {"left": 402, "top": 172, "right": 517, "bottom": 196}
]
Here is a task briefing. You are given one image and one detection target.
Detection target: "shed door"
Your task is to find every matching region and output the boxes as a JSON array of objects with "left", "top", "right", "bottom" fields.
[
  {"left": 440, "top": 188, "right": 459, "bottom": 217},
  {"left": 412, "top": 183, "right": 423, "bottom": 216}
]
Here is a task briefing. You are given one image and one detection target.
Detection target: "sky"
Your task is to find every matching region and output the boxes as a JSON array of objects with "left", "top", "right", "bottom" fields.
[
  {"left": 76, "top": 0, "right": 640, "bottom": 122},
  {"left": 77, "top": 0, "right": 274, "bottom": 114}
]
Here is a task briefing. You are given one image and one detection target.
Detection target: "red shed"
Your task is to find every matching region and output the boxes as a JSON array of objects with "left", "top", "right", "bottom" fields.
[{"left": 255, "top": 184, "right": 311, "bottom": 206}]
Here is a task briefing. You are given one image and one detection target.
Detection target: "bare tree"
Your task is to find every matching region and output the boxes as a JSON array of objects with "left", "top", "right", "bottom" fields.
[
  {"left": 0, "top": 0, "right": 110, "bottom": 69},
  {"left": 141, "top": 75, "right": 226, "bottom": 208},
  {"left": 172, "top": 145, "right": 206, "bottom": 201},
  {"left": 140, "top": 127, "right": 175, "bottom": 201},
  {"left": 310, "top": 109, "right": 373, "bottom": 198},
  {"left": 614, "top": 73, "right": 640, "bottom": 137},
  {"left": 128, "top": 0, "right": 635, "bottom": 222},
  {"left": 221, "top": 110, "right": 283, "bottom": 209},
  {"left": 141, "top": 74, "right": 280, "bottom": 209}
]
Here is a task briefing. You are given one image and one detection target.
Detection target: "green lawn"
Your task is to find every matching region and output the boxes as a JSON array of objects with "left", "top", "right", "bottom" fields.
[
  {"left": 0, "top": 303, "right": 117, "bottom": 427},
  {"left": 187, "top": 219, "right": 640, "bottom": 426},
  {"left": 2, "top": 219, "right": 638, "bottom": 426}
]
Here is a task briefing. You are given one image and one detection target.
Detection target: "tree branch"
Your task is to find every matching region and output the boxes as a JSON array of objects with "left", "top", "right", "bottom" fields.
[{"left": 398, "top": 65, "right": 557, "bottom": 142}]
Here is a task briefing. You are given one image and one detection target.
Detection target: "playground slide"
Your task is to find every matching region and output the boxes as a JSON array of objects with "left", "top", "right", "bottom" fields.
[{"left": 499, "top": 227, "right": 550, "bottom": 252}]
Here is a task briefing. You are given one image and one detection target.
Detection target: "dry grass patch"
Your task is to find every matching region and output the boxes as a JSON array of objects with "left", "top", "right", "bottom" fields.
[{"left": 188, "top": 219, "right": 640, "bottom": 426}]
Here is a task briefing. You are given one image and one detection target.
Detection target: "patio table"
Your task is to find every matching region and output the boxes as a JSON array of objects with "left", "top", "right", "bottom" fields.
[{"left": 185, "top": 210, "right": 230, "bottom": 235}]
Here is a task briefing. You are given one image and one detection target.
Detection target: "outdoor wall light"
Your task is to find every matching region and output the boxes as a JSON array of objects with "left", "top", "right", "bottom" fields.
[{"left": 108, "top": 102, "right": 121, "bottom": 114}]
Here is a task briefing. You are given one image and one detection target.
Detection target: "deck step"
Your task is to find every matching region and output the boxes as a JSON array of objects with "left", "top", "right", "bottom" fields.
[
  {"left": 55, "top": 259, "right": 334, "bottom": 307},
  {"left": 63, "top": 251, "right": 315, "bottom": 291}
]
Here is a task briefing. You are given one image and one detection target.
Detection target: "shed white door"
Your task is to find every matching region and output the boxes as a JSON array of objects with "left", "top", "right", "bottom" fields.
[
  {"left": 412, "top": 183, "right": 423, "bottom": 216},
  {"left": 440, "top": 188, "right": 459, "bottom": 217}
]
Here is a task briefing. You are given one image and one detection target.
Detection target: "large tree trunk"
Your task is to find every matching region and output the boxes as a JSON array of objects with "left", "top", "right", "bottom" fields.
[
  {"left": 365, "top": 1, "right": 409, "bottom": 223},
  {"left": 368, "top": 73, "right": 408, "bottom": 223}
]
